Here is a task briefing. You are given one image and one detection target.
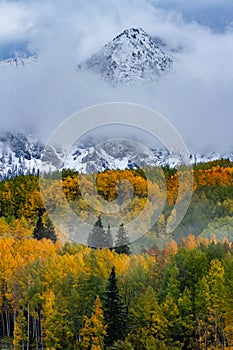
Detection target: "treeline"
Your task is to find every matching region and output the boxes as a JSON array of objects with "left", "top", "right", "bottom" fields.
[{"left": 0, "top": 236, "right": 233, "bottom": 349}]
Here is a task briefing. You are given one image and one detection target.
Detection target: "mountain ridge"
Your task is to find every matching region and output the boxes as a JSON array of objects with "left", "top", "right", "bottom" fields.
[{"left": 0, "top": 131, "right": 232, "bottom": 180}]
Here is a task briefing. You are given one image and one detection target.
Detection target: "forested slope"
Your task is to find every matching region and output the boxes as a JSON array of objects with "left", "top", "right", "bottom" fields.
[{"left": 0, "top": 160, "right": 232, "bottom": 349}]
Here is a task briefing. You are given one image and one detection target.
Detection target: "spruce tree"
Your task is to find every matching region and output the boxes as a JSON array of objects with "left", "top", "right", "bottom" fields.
[
  {"left": 88, "top": 216, "right": 113, "bottom": 249},
  {"left": 104, "top": 267, "right": 127, "bottom": 346},
  {"left": 115, "top": 223, "right": 130, "bottom": 255},
  {"left": 106, "top": 224, "right": 113, "bottom": 248},
  {"left": 44, "top": 217, "right": 57, "bottom": 243},
  {"left": 33, "top": 213, "right": 57, "bottom": 243},
  {"left": 33, "top": 214, "right": 46, "bottom": 240}
]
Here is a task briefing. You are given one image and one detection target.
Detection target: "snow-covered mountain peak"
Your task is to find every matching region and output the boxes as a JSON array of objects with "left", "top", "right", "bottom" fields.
[{"left": 78, "top": 27, "right": 173, "bottom": 86}]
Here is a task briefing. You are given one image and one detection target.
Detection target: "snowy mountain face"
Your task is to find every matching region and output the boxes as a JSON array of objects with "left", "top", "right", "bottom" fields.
[
  {"left": 78, "top": 28, "right": 173, "bottom": 86},
  {"left": 0, "top": 132, "right": 232, "bottom": 180},
  {"left": 0, "top": 56, "right": 37, "bottom": 67},
  {"left": 64, "top": 139, "right": 158, "bottom": 174},
  {"left": 0, "top": 132, "right": 43, "bottom": 180},
  {"left": 1, "top": 28, "right": 172, "bottom": 86}
]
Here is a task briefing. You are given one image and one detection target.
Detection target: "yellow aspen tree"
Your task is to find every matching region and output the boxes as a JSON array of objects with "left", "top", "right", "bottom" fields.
[
  {"left": 79, "top": 296, "right": 106, "bottom": 350},
  {"left": 13, "top": 308, "right": 27, "bottom": 349},
  {"left": 42, "top": 290, "right": 59, "bottom": 348}
]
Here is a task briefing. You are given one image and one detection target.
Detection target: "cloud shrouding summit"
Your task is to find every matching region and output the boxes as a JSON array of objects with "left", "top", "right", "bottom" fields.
[{"left": 0, "top": 0, "right": 232, "bottom": 153}]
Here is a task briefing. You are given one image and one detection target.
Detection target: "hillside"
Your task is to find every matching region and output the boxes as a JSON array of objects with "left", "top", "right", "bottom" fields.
[
  {"left": 0, "top": 160, "right": 233, "bottom": 348},
  {"left": 0, "top": 160, "right": 232, "bottom": 248}
]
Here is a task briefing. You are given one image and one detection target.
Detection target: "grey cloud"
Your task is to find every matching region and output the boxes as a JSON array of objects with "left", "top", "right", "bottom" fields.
[
  {"left": 0, "top": 0, "right": 232, "bottom": 153},
  {"left": 150, "top": 0, "right": 233, "bottom": 32}
]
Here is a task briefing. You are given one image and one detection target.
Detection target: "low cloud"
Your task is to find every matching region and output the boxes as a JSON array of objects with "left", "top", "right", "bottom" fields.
[{"left": 0, "top": 0, "right": 232, "bottom": 153}]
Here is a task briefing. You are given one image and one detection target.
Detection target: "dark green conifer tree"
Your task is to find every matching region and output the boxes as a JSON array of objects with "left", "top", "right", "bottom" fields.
[
  {"left": 106, "top": 224, "right": 113, "bottom": 248},
  {"left": 44, "top": 216, "right": 57, "bottom": 243},
  {"left": 115, "top": 223, "right": 130, "bottom": 255},
  {"left": 33, "top": 212, "right": 57, "bottom": 243},
  {"left": 104, "top": 267, "right": 127, "bottom": 346},
  {"left": 88, "top": 216, "right": 113, "bottom": 248}
]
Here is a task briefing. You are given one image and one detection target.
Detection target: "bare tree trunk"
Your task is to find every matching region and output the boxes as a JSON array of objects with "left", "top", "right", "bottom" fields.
[
  {"left": 27, "top": 301, "right": 30, "bottom": 350},
  {"left": 2, "top": 280, "right": 10, "bottom": 338},
  {"left": 13, "top": 310, "right": 16, "bottom": 350},
  {"left": 214, "top": 312, "right": 218, "bottom": 349},
  {"left": 40, "top": 310, "right": 44, "bottom": 350},
  {"left": 1, "top": 313, "right": 5, "bottom": 338},
  {"left": 220, "top": 317, "right": 225, "bottom": 350},
  {"left": 196, "top": 318, "right": 202, "bottom": 350},
  {"left": 5, "top": 299, "right": 10, "bottom": 337},
  {"left": 20, "top": 309, "right": 25, "bottom": 350},
  {"left": 34, "top": 313, "right": 39, "bottom": 350}
]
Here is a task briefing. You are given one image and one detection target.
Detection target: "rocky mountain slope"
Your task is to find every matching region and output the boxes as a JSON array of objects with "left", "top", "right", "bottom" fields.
[
  {"left": 0, "top": 132, "right": 232, "bottom": 180},
  {"left": 1, "top": 27, "right": 172, "bottom": 86},
  {"left": 78, "top": 27, "right": 173, "bottom": 85}
]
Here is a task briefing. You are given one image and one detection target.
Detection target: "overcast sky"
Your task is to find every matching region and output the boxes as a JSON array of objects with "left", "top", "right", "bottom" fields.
[{"left": 0, "top": 0, "right": 232, "bottom": 153}]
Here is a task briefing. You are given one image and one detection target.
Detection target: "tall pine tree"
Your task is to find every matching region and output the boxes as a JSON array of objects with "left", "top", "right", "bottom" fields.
[
  {"left": 114, "top": 223, "right": 130, "bottom": 255},
  {"left": 104, "top": 267, "right": 127, "bottom": 346},
  {"left": 33, "top": 213, "right": 57, "bottom": 243},
  {"left": 88, "top": 216, "right": 113, "bottom": 249}
]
